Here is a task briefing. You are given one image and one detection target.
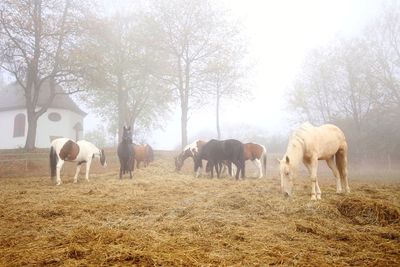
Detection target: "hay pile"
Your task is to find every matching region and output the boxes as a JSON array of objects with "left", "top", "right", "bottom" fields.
[{"left": 0, "top": 151, "right": 399, "bottom": 266}]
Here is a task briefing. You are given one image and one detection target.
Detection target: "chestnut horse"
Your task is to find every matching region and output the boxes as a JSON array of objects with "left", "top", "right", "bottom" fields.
[
  {"left": 49, "top": 138, "right": 107, "bottom": 185},
  {"left": 244, "top": 142, "right": 267, "bottom": 178},
  {"left": 133, "top": 144, "right": 154, "bottom": 168},
  {"left": 278, "top": 122, "right": 350, "bottom": 200}
]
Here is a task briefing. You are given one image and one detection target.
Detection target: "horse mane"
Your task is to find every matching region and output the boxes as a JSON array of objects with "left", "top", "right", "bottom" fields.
[{"left": 288, "top": 122, "right": 315, "bottom": 150}]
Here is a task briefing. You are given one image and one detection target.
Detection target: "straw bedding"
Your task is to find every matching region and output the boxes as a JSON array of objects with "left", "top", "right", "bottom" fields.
[{"left": 0, "top": 153, "right": 399, "bottom": 266}]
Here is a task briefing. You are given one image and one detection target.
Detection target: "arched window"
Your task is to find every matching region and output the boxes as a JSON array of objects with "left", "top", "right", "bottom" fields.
[{"left": 13, "top": 113, "right": 26, "bottom": 137}]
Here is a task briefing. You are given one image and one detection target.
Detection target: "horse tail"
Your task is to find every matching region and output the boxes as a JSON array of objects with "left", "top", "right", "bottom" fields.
[
  {"left": 262, "top": 146, "right": 267, "bottom": 177},
  {"left": 49, "top": 146, "right": 58, "bottom": 181}
]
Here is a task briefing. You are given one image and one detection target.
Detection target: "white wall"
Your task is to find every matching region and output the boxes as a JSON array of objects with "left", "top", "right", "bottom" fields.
[
  {"left": 0, "top": 108, "right": 84, "bottom": 149},
  {"left": 0, "top": 109, "right": 27, "bottom": 149}
]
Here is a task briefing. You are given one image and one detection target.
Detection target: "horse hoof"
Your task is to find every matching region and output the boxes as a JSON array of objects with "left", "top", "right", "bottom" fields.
[
  {"left": 316, "top": 195, "right": 321, "bottom": 200},
  {"left": 310, "top": 195, "right": 317, "bottom": 201}
]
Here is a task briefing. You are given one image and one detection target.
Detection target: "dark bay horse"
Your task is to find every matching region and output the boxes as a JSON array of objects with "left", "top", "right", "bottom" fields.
[
  {"left": 133, "top": 143, "right": 154, "bottom": 168},
  {"left": 49, "top": 138, "right": 107, "bottom": 185},
  {"left": 194, "top": 139, "right": 245, "bottom": 179},
  {"left": 244, "top": 142, "right": 267, "bottom": 178},
  {"left": 117, "top": 126, "right": 134, "bottom": 179},
  {"left": 174, "top": 139, "right": 206, "bottom": 171}
]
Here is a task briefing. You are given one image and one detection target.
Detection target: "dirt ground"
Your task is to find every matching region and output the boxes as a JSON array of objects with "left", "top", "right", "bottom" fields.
[{"left": 0, "top": 151, "right": 399, "bottom": 266}]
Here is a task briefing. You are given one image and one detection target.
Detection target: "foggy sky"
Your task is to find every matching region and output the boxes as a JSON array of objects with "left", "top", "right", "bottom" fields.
[{"left": 84, "top": 0, "right": 384, "bottom": 149}]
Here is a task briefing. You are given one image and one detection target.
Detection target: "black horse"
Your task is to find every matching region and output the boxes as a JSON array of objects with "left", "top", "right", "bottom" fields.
[
  {"left": 194, "top": 139, "right": 245, "bottom": 179},
  {"left": 117, "top": 126, "right": 134, "bottom": 179}
]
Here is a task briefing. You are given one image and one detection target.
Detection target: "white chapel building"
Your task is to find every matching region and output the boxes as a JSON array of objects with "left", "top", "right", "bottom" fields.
[{"left": 0, "top": 82, "right": 86, "bottom": 149}]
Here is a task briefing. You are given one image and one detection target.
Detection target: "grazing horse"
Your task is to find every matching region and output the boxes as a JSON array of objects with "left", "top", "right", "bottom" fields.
[
  {"left": 195, "top": 139, "right": 245, "bottom": 179},
  {"left": 133, "top": 144, "right": 154, "bottom": 168},
  {"left": 49, "top": 138, "right": 107, "bottom": 185},
  {"left": 117, "top": 126, "right": 134, "bottom": 179},
  {"left": 278, "top": 122, "right": 350, "bottom": 200},
  {"left": 244, "top": 142, "right": 267, "bottom": 178},
  {"left": 174, "top": 140, "right": 206, "bottom": 171}
]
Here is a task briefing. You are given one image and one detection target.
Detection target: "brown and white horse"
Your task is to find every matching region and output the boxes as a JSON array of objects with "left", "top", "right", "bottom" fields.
[
  {"left": 174, "top": 140, "right": 206, "bottom": 171},
  {"left": 133, "top": 143, "right": 154, "bottom": 168},
  {"left": 49, "top": 138, "right": 107, "bottom": 185},
  {"left": 244, "top": 142, "right": 267, "bottom": 178}
]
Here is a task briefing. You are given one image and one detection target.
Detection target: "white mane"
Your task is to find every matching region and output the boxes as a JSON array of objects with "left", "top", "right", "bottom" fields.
[{"left": 289, "top": 122, "right": 315, "bottom": 146}]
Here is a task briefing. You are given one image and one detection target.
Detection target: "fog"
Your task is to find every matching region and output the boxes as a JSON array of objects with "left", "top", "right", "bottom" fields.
[{"left": 85, "top": 0, "right": 383, "bottom": 149}]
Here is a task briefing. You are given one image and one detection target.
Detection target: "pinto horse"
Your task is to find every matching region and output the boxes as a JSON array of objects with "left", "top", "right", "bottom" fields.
[
  {"left": 133, "top": 144, "right": 154, "bottom": 168},
  {"left": 244, "top": 142, "right": 267, "bottom": 178},
  {"left": 117, "top": 126, "right": 134, "bottom": 179},
  {"left": 195, "top": 139, "right": 245, "bottom": 179},
  {"left": 49, "top": 138, "right": 106, "bottom": 185},
  {"left": 174, "top": 140, "right": 206, "bottom": 171},
  {"left": 278, "top": 122, "right": 350, "bottom": 200}
]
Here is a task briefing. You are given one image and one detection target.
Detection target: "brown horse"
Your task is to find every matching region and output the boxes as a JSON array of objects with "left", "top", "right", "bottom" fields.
[
  {"left": 133, "top": 144, "right": 154, "bottom": 168},
  {"left": 243, "top": 142, "right": 267, "bottom": 178}
]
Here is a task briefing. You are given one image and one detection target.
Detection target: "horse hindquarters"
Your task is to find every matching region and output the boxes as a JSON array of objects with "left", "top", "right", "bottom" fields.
[{"left": 335, "top": 148, "right": 350, "bottom": 193}]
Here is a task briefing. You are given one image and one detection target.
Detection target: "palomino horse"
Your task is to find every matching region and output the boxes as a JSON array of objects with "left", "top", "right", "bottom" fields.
[
  {"left": 195, "top": 139, "right": 245, "bottom": 179},
  {"left": 133, "top": 144, "right": 154, "bottom": 168},
  {"left": 49, "top": 138, "right": 107, "bottom": 185},
  {"left": 244, "top": 142, "right": 267, "bottom": 178},
  {"left": 278, "top": 122, "right": 350, "bottom": 200},
  {"left": 174, "top": 140, "right": 206, "bottom": 171},
  {"left": 117, "top": 126, "right": 134, "bottom": 179}
]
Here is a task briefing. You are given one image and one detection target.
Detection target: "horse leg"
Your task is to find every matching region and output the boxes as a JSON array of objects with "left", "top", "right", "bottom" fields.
[
  {"left": 326, "top": 157, "right": 342, "bottom": 193},
  {"left": 85, "top": 159, "right": 92, "bottom": 182},
  {"left": 234, "top": 161, "right": 240, "bottom": 180},
  {"left": 216, "top": 162, "right": 221, "bottom": 178},
  {"left": 56, "top": 160, "right": 64, "bottom": 185},
  {"left": 73, "top": 163, "right": 82, "bottom": 183},
  {"left": 336, "top": 148, "right": 350, "bottom": 193},
  {"left": 253, "top": 159, "right": 262, "bottom": 178},
  {"left": 241, "top": 159, "right": 245, "bottom": 179},
  {"left": 305, "top": 158, "right": 320, "bottom": 200}
]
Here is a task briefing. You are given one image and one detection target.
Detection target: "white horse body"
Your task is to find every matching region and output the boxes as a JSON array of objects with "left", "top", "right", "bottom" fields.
[
  {"left": 279, "top": 123, "right": 350, "bottom": 200},
  {"left": 50, "top": 138, "right": 106, "bottom": 185}
]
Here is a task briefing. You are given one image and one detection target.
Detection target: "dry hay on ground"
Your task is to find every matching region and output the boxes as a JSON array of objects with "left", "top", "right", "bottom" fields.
[{"left": 0, "top": 154, "right": 399, "bottom": 266}]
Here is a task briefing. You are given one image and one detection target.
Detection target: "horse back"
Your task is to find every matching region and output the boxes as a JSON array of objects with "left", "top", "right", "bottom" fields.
[
  {"left": 310, "top": 124, "right": 347, "bottom": 159},
  {"left": 58, "top": 139, "right": 80, "bottom": 161},
  {"left": 243, "top": 143, "right": 264, "bottom": 160},
  {"left": 133, "top": 145, "right": 148, "bottom": 161}
]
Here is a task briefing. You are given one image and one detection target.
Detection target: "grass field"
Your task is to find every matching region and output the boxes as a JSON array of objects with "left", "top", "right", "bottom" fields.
[{"left": 0, "top": 151, "right": 399, "bottom": 266}]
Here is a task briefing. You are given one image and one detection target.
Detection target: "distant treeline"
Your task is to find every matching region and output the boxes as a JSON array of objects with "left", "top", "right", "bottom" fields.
[{"left": 288, "top": 2, "right": 400, "bottom": 160}]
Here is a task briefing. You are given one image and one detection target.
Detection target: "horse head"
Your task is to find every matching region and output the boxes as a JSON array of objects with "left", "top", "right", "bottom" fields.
[
  {"left": 175, "top": 154, "right": 184, "bottom": 171},
  {"left": 278, "top": 155, "right": 294, "bottom": 197},
  {"left": 100, "top": 149, "right": 107, "bottom": 167},
  {"left": 122, "top": 126, "right": 133, "bottom": 144}
]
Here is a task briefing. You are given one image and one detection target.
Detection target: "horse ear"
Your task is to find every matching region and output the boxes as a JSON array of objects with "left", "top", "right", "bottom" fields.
[
  {"left": 276, "top": 158, "right": 281, "bottom": 163},
  {"left": 286, "top": 156, "right": 290, "bottom": 164}
]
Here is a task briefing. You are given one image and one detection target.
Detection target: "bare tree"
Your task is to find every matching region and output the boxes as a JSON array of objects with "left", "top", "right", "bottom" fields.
[
  {"left": 0, "top": 0, "right": 89, "bottom": 150},
  {"left": 147, "top": 0, "right": 238, "bottom": 148},
  {"left": 204, "top": 41, "right": 249, "bottom": 139},
  {"left": 80, "top": 14, "right": 172, "bottom": 142}
]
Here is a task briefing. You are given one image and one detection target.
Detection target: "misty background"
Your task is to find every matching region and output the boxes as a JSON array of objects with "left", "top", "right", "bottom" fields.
[{"left": 1, "top": 0, "right": 399, "bottom": 163}]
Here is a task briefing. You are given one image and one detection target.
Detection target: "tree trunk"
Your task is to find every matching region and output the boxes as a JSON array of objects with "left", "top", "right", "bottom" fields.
[
  {"left": 117, "top": 75, "right": 126, "bottom": 143},
  {"left": 181, "top": 103, "right": 188, "bottom": 149},
  {"left": 24, "top": 111, "right": 38, "bottom": 151},
  {"left": 216, "top": 88, "right": 221, "bottom": 139}
]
